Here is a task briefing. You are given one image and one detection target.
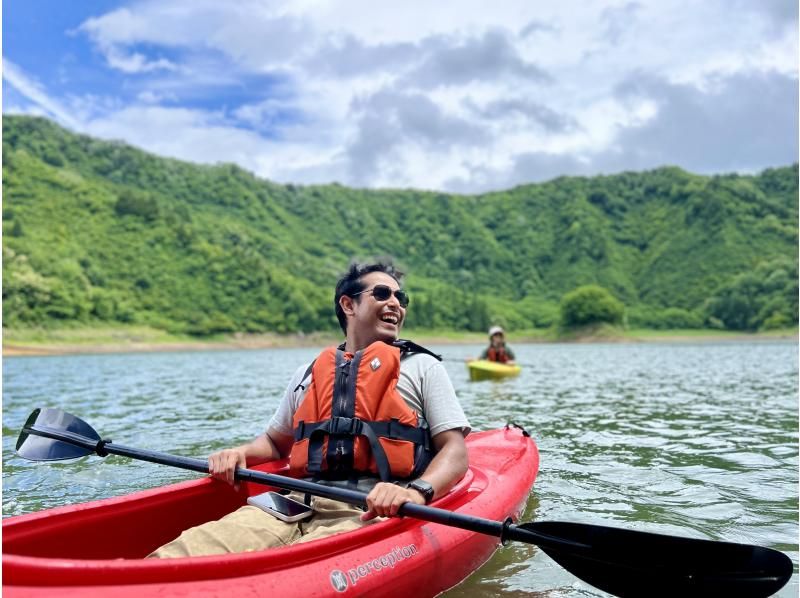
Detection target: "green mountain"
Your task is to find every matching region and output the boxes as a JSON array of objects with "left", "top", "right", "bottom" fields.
[{"left": 3, "top": 115, "right": 797, "bottom": 334}]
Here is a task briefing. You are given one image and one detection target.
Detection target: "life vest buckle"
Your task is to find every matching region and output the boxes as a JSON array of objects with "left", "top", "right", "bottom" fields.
[{"left": 329, "top": 416, "right": 362, "bottom": 436}]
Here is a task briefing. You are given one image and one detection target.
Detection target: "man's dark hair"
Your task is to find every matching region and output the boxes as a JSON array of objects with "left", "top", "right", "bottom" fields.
[{"left": 334, "top": 261, "right": 404, "bottom": 333}]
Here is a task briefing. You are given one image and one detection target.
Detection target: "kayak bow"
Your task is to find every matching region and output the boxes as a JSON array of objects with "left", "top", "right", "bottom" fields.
[{"left": 467, "top": 359, "right": 521, "bottom": 381}]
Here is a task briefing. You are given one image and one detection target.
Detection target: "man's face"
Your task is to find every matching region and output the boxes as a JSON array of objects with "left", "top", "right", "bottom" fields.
[
  {"left": 343, "top": 271, "right": 406, "bottom": 346},
  {"left": 491, "top": 333, "right": 504, "bottom": 346}
]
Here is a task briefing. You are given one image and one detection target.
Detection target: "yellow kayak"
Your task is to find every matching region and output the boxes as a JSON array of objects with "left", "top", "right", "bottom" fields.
[{"left": 467, "top": 360, "right": 522, "bottom": 381}]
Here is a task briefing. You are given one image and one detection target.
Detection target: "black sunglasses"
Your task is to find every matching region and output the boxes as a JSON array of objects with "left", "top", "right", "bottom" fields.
[{"left": 351, "top": 284, "right": 410, "bottom": 308}]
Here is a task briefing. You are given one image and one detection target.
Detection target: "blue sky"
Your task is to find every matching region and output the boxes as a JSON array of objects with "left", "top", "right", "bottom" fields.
[{"left": 3, "top": 1, "right": 798, "bottom": 193}]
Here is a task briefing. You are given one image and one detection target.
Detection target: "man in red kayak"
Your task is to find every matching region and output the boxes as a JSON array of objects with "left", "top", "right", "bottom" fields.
[
  {"left": 480, "top": 326, "right": 516, "bottom": 363},
  {"left": 149, "top": 261, "right": 471, "bottom": 558}
]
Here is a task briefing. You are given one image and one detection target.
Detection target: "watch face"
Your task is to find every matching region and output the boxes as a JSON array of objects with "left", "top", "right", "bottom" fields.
[{"left": 410, "top": 480, "right": 433, "bottom": 502}]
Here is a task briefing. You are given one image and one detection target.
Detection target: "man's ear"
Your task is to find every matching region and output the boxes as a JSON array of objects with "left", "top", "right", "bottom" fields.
[{"left": 339, "top": 295, "right": 356, "bottom": 318}]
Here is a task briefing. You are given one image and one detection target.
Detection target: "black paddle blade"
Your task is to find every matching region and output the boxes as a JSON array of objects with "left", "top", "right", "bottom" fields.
[
  {"left": 16, "top": 408, "right": 101, "bottom": 461},
  {"left": 520, "top": 521, "right": 793, "bottom": 598}
]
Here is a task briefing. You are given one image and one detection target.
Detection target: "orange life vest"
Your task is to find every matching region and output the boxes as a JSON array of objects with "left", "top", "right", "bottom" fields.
[
  {"left": 486, "top": 345, "right": 511, "bottom": 363},
  {"left": 289, "top": 340, "right": 436, "bottom": 482}
]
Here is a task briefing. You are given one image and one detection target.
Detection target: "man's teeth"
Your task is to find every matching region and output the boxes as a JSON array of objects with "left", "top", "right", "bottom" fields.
[{"left": 381, "top": 315, "right": 398, "bottom": 324}]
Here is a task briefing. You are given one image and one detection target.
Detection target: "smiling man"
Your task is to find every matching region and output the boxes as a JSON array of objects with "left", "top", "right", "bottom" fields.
[{"left": 149, "top": 261, "right": 470, "bottom": 558}]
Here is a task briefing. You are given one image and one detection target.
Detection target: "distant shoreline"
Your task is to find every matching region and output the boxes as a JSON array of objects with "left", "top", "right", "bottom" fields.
[{"left": 3, "top": 326, "right": 796, "bottom": 357}]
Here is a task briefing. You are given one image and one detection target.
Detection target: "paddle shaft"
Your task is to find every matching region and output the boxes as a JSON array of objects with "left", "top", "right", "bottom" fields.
[{"left": 24, "top": 423, "right": 560, "bottom": 548}]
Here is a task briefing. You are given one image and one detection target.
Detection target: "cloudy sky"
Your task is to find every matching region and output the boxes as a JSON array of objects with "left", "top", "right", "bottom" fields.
[{"left": 3, "top": 1, "right": 798, "bottom": 193}]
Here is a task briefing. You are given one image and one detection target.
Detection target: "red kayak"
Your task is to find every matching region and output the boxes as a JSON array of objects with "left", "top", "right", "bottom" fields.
[{"left": 3, "top": 426, "right": 539, "bottom": 597}]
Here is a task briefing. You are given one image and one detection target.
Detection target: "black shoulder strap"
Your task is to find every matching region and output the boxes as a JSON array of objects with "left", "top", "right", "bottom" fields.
[
  {"left": 321, "top": 339, "right": 441, "bottom": 362},
  {"left": 391, "top": 339, "right": 442, "bottom": 361},
  {"left": 295, "top": 342, "right": 349, "bottom": 392},
  {"left": 293, "top": 359, "right": 316, "bottom": 393}
]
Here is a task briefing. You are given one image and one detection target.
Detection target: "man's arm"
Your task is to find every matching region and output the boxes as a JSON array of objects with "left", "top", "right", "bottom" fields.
[
  {"left": 361, "top": 429, "right": 468, "bottom": 520},
  {"left": 207, "top": 430, "right": 294, "bottom": 488},
  {"left": 412, "top": 429, "right": 468, "bottom": 500},
  {"left": 208, "top": 362, "right": 306, "bottom": 488}
]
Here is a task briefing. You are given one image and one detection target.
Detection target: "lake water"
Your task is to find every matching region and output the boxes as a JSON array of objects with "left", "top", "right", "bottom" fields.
[{"left": 3, "top": 341, "right": 798, "bottom": 596}]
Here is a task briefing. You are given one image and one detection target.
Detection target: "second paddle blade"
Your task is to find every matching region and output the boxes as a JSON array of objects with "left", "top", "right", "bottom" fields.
[
  {"left": 520, "top": 521, "right": 793, "bottom": 598},
  {"left": 16, "top": 407, "right": 100, "bottom": 461}
]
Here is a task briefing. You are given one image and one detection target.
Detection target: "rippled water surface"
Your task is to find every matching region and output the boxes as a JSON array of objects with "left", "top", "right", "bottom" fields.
[{"left": 3, "top": 341, "right": 798, "bottom": 596}]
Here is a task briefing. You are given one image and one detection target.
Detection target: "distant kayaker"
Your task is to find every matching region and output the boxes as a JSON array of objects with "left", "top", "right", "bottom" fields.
[
  {"left": 480, "top": 326, "right": 516, "bottom": 364},
  {"left": 149, "top": 260, "right": 471, "bottom": 558}
]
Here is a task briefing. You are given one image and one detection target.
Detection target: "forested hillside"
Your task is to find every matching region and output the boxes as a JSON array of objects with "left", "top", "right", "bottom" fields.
[{"left": 3, "top": 115, "right": 797, "bottom": 335}]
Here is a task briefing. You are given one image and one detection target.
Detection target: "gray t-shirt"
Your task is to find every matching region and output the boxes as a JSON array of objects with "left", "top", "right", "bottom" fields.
[{"left": 268, "top": 352, "right": 471, "bottom": 439}]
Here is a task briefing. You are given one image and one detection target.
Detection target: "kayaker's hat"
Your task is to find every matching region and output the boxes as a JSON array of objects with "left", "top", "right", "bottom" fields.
[{"left": 488, "top": 326, "right": 504, "bottom": 338}]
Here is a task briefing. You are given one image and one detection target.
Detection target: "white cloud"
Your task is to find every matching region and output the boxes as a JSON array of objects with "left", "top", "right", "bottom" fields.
[
  {"left": 137, "top": 89, "right": 178, "bottom": 104},
  {"left": 85, "top": 106, "right": 267, "bottom": 170},
  {"left": 77, "top": 1, "right": 313, "bottom": 73},
  {"left": 105, "top": 48, "right": 176, "bottom": 74},
  {"left": 2, "top": 59, "right": 81, "bottom": 129}
]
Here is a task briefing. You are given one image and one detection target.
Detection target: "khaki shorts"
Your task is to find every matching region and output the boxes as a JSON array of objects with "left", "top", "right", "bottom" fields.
[{"left": 147, "top": 493, "right": 370, "bottom": 559}]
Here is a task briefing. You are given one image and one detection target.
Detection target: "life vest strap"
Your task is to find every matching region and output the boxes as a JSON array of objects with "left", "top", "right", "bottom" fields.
[
  {"left": 392, "top": 339, "right": 442, "bottom": 361},
  {"left": 295, "top": 417, "right": 428, "bottom": 445},
  {"left": 368, "top": 419, "right": 431, "bottom": 450},
  {"left": 295, "top": 416, "right": 428, "bottom": 481},
  {"left": 299, "top": 417, "right": 391, "bottom": 481}
]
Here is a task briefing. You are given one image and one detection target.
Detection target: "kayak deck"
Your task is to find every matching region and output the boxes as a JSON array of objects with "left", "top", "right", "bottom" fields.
[
  {"left": 467, "top": 359, "right": 522, "bottom": 381},
  {"left": 3, "top": 426, "right": 538, "bottom": 597}
]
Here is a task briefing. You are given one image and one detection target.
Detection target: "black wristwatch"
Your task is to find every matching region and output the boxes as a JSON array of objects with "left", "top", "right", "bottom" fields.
[{"left": 407, "top": 479, "right": 435, "bottom": 504}]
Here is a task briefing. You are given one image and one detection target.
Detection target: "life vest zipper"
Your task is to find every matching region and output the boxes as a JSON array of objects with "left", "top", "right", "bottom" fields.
[{"left": 334, "top": 357, "right": 350, "bottom": 471}]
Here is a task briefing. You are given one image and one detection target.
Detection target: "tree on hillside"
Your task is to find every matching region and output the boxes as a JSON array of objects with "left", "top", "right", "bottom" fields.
[
  {"left": 560, "top": 285, "right": 625, "bottom": 328},
  {"left": 704, "top": 259, "right": 798, "bottom": 331},
  {"left": 114, "top": 190, "right": 160, "bottom": 221}
]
